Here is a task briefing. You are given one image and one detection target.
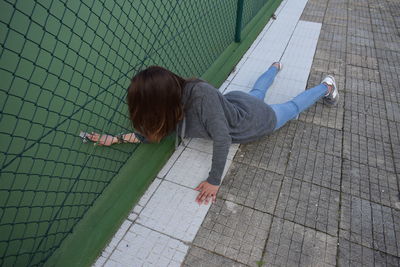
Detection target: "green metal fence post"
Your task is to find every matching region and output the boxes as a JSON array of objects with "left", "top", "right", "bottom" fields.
[{"left": 234, "top": 0, "right": 245, "bottom": 42}]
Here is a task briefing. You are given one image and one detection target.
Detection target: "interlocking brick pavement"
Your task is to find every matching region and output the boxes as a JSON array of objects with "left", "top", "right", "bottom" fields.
[
  {"left": 233, "top": 125, "right": 295, "bottom": 175},
  {"left": 291, "top": 121, "right": 342, "bottom": 157},
  {"left": 263, "top": 218, "right": 337, "bottom": 267},
  {"left": 343, "top": 110, "right": 390, "bottom": 143},
  {"left": 286, "top": 147, "right": 341, "bottom": 191},
  {"left": 274, "top": 177, "right": 340, "bottom": 236},
  {"left": 182, "top": 246, "right": 246, "bottom": 267},
  {"left": 182, "top": 0, "right": 400, "bottom": 265},
  {"left": 339, "top": 194, "right": 400, "bottom": 256},
  {"left": 219, "top": 162, "right": 282, "bottom": 214},
  {"left": 191, "top": 199, "right": 272, "bottom": 266},
  {"left": 342, "top": 160, "right": 399, "bottom": 209},
  {"left": 338, "top": 238, "right": 400, "bottom": 267}
]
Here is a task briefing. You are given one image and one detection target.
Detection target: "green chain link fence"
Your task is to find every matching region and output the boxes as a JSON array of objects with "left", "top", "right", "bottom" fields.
[{"left": 0, "top": 0, "right": 280, "bottom": 266}]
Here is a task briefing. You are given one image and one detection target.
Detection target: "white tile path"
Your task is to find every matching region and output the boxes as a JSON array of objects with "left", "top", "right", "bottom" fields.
[{"left": 94, "top": 0, "right": 323, "bottom": 265}]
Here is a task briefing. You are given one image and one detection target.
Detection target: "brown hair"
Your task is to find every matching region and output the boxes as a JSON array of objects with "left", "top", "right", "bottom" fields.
[{"left": 127, "top": 66, "right": 188, "bottom": 143}]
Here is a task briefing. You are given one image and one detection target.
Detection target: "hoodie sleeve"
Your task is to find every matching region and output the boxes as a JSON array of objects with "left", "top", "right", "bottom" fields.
[{"left": 199, "top": 87, "right": 232, "bottom": 186}]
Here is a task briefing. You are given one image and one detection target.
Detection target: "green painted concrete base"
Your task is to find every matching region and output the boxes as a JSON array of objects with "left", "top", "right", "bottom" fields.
[
  {"left": 45, "top": 137, "right": 175, "bottom": 267},
  {"left": 45, "top": 1, "right": 282, "bottom": 266}
]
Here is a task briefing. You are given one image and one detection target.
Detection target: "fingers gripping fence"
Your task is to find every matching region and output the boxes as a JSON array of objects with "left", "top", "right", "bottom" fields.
[{"left": 0, "top": 0, "right": 278, "bottom": 266}]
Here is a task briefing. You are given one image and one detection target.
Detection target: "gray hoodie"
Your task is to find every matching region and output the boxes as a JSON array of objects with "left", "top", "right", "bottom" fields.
[{"left": 178, "top": 81, "right": 276, "bottom": 185}]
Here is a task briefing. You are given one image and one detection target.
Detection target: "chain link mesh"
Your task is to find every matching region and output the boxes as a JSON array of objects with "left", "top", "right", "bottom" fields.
[
  {"left": 243, "top": 0, "right": 269, "bottom": 30},
  {"left": 0, "top": 0, "right": 274, "bottom": 265}
]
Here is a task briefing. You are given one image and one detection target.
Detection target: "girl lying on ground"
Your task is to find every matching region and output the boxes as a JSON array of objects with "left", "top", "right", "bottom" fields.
[{"left": 87, "top": 64, "right": 339, "bottom": 205}]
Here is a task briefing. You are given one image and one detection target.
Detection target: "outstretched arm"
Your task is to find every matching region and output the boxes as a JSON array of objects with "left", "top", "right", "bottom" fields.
[
  {"left": 86, "top": 132, "right": 141, "bottom": 146},
  {"left": 195, "top": 85, "right": 232, "bottom": 205}
]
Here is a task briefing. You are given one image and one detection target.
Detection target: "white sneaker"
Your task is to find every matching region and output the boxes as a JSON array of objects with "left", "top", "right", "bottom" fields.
[
  {"left": 272, "top": 62, "right": 283, "bottom": 71},
  {"left": 322, "top": 75, "right": 339, "bottom": 106}
]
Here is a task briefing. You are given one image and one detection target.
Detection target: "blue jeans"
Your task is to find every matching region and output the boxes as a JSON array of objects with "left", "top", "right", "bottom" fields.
[{"left": 249, "top": 65, "right": 328, "bottom": 130}]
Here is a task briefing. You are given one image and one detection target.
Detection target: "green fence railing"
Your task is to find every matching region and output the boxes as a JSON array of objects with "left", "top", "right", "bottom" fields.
[{"left": 0, "top": 0, "right": 281, "bottom": 266}]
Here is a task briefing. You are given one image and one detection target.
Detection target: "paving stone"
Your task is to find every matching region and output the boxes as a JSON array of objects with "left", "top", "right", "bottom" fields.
[
  {"left": 324, "top": 17, "right": 347, "bottom": 27},
  {"left": 344, "top": 93, "right": 388, "bottom": 119},
  {"left": 325, "top": 5, "right": 347, "bottom": 19},
  {"left": 328, "top": 1, "right": 347, "bottom": 7},
  {"left": 290, "top": 121, "right": 342, "bottom": 158},
  {"left": 165, "top": 147, "right": 231, "bottom": 188},
  {"left": 380, "top": 75, "right": 400, "bottom": 105},
  {"left": 107, "top": 224, "right": 188, "bottom": 267},
  {"left": 340, "top": 194, "right": 374, "bottom": 249},
  {"left": 301, "top": 13, "right": 324, "bottom": 24},
  {"left": 376, "top": 49, "right": 400, "bottom": 67},
  {"left": 186, "top": 138, "right": 239, "bottom": 160},
  {"left": 274, "top": 177, "right": 340, "bottom": 236},
  {"left": 393, "top": 146, "right": 400, "bottom": 176},
  {"left": 298, "top": 99, "right": 344, "bottom": 130},
  {"left": 219, "top": 162, "right": 283, "bottom": 214},
  {"left": 319, "top": 24, "right": 347, "bottom": 45},
  {"left": 347, "top": 27, "right": 374, "bottom": 40},
  {"left": 340, "top": 194, "right": 400, "bottom": 256},
  {"left": 370, "top": 203, "right": 400, "bottom": 257},
  {"left": 182, "top": 246, "right": 246, "bottom": 267},
  {"left": 286, "top": 146, "right": 341, "bottom": 191},
  {"left": 317, "top": 39, "right": 347, "bottom": 53},
  {"left": 345, "top": 77, "right": 384, "bottom": 100},
  {"left": 347, "top": 9, "right": 371, "bottom": 22},
  {"left": 343, "top": 131, "right": 395, "bottom": 173},
  {"left": 342, "top": 160, "right": 399, "bottom": 209},
  {"left": 137, "top": 180, "right": 210, "bottom": 242},
  {"left": 233, "top": 124, "right": 295, "bottom": 175},
  {"left": 372, "top": 19, "right": 398, "bottom": 35},
  {"left": 348, "top": 17, "right": 373, "bottom": 31},
  {"left": 385, "top": 101, "right": 400, "bottom": 123},
  {"left": 300, "top": 0, "right": 327, "bottom": 23},
  {"left": 378, "top": 63, "right": 400, "bottom": 86},
  {"left": 312, "top": 57, "right": 345, "bottom": 76},
  {"left": 388, "top": 121, "right": 400, "bottom": 173},
  {"left": 338, "top": 238, "right": 400, "bottom": 267},
  {"left": 344, "top": 110, "right": 391, "bottom": 143},
  {"left": 388, "top": 120, "right": 400, "bottom": 146},
  {"left": 348, "top": 15, "right": 371, "bottom": 25},
  {"left": 374, "top": 32, "right": 400, "bottom": 52},
  {"left": 371, "top": 22, "right": 399, "bottom": 36},
  {"left": 347, "top": 42, "right": 377, "bottom": 58},
  {"left": 346, "top": 53, "right": 378, "bottom": 69},
  {"left": 263, "top": 218, "right": 337, "bottom": 267},
  {"left": 345, "top": 65, "right": 380, "bottom": 83},
  {"left": 192, "top": 199, "right": 272, "bottom": 266},
  {"left": 315, "top": 47, "right": 346, "bottom": 62},
  {"left": 157, "top": 145, "right": 185, "bottom": 178}
]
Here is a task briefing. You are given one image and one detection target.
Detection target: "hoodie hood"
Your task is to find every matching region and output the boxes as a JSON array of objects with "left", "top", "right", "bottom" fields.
[
  {"left": 181, "top": 79, "right": 203, "bottom": 108},
  {"left": 175, "top": 79, "right": 202, "bottom": 146}
]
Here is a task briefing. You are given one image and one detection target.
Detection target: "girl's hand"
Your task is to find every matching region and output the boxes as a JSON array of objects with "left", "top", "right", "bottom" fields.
[
  {"left": 194, "top": 181, "right": 219, "bottom": 205},
  {"left": 86, "top": 132, "right": 116, "bottom": 146}
]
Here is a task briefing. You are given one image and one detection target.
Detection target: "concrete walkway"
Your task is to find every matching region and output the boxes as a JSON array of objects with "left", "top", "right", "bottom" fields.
[{"left": 95, "top": 0, "right": 400, "bottom": 266}]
